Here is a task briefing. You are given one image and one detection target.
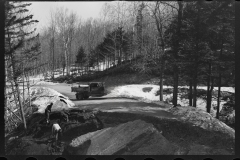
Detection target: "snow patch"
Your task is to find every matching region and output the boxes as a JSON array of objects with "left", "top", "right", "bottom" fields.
[
  {"left": 106, "top": 84, "right": 235, "bottom": 138},
  {"left": 106, "top": 85, "right": 233, "bottom": 116},
  {"left": 35, "top": 81, "right": 59, "bottom": 85},
  {"left": 168, "top": 106, "right": 235, "bottom": 139},
  {"left": 30, "top": 87, "right": 75, "bottom": 113}
]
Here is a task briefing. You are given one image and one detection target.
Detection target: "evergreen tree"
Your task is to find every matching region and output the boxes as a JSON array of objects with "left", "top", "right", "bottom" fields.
[
  {"left": 164, "top": 2, "right": 183, "bottom": 107},
  {"left": 94, "top": 27, "right": 132, "bottom": 67},
  {"left": 5, "top": 1, "right": 40, "bottom": 130},
  {"left": 75, "top": 46, "right": 86, "bottom": 73}
]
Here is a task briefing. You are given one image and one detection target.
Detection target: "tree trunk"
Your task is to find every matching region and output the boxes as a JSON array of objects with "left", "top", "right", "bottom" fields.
[
  {"left": 216, "top": 39, "right": 224, "bottom": 119},
  {"left": 173, "top": 65, "right": 179, "bottom": 106},
  {"left": 24, "top": 72, "right": 31, "bottom": 113},
  {"left": 216, "top": 73, "right": 221, "bottom": 118},
  {"left": 193, "top": 70, "right": 197, "bottom": 107},
  {"left": 159, "top": 58, "right": 164, "bottom": 101},
  {"left": 10, "top": 55, "right": 27, "bottom": 130},
  {"left": 97, "top": 52, "right": 99, "bottom": 71},
  {"left": 159, "top": 76, "right": 163, "bottom": 101},
  {"left": 22, "top": 64, "right": 25, "bottom": 105},
  {"left": 64, "top": 47, "right": 68, "bottom": 76},
  {"left": 172, "top": 2, "right": 183, "bottom": 107},
  {"left": 7, "top": 107, "right": 22, "bottom": 122},
  {"left": 10, "top": 77, "right": 19, "bottom": 117},
  {"left": 68, "top": 51, "right": 71, "bottom": 75},
  {"left": 206, "top": 74, "right": 211, "bottom": 113},
  {"left": 189, "top": 78, "right": 193, "bottom": 106},
  {"left": 210, "top": 77, "right": 214, "bottom": 109},
  {"left": 192, "top": 2, "right": 201, "bottom": 107},
  {"left": 52, "top": 37, "right": 55, "bottom": 79},
  {"left": 206, "top": 61, "right": 213, "bottom": 113}
]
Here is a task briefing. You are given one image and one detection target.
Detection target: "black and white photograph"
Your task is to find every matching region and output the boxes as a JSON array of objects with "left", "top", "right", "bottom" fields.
[{"left": 4, "top": 1, "right": 235, "bottom": 156}]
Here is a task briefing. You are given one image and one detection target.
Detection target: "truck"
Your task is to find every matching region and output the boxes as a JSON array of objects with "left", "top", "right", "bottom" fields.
[{"left": 71, "top": 82, "right": 105, "bottom": 100}]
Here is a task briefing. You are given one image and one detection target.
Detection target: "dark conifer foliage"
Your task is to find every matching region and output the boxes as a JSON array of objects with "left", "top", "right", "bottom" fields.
[{"left": 5, "top": 2, "right": 41, "bottom": 130}]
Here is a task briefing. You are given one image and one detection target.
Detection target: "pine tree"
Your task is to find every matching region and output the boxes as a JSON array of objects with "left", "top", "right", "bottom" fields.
[
  {"left": 5, "top": 2, "right": 40, "bottom": 130},
  {"left": 75, "top": 46, "right": 86, "bottom": 74}
]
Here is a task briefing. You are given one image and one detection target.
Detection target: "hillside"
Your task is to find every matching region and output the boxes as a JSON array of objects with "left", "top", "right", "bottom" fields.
[{"left": 51, "top": 61, "right": 235, "bottom": 130}]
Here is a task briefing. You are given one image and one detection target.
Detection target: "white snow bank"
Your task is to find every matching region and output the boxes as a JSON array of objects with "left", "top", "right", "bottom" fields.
[
  {"left": 168, "top": 106, "right": 235, "bottom": 139},
  {"left": 106, "top": 84, "right": 235, "bottom": 138},
  {"left": 107, "top": 85, "right": 233, "bottom": 116},
  {"left": 30, "top": 87, "right": 75, "bottom": 113},
  {"left": 196, "top": 86, "right": 235, "bottom": 93},
  {"left": 167, "top": 86, "right": 235, "bottom": 93},
  {"left": 107, "top": 85, "right": 160, "bottom": 103},
  {"left": 35, "top": 81, "right": 59, "bottom": 85}
]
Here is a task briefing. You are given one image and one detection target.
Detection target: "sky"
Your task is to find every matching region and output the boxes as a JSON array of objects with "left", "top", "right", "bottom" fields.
[{"left": 26, "top": 2, "right": 106, "bottom": 33}]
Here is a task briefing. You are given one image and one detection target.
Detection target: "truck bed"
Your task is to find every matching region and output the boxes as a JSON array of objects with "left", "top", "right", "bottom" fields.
[{"left": 71, "top": 85, "right": 90, "bottom": 92}]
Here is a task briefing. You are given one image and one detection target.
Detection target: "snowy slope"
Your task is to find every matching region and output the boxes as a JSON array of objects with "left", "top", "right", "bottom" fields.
[
  {"left": 35, "top": 81, "right": 59, "bottom": 85},
  {"left": 106, "top": 84, "right": 234, "bottom": 116},
  {"left": 168, "top": 106, "right": 235, "bottom": 138},
  {"left": 106, "top": 84, "right": 235, "bottom": 138}
]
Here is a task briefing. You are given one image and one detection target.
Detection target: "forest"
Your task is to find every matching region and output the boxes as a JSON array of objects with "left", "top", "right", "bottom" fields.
[{"left": 5, "top": 1, "right": 235, "bottom": 132}]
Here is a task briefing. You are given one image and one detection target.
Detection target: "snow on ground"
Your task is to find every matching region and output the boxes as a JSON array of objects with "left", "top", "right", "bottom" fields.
[
  {"left": 156, "top": 85, "right": 235, "bottom": 93},
  {"left": 28, "top": 74, "right": 44, "bottom": 83},
  {"left": 30, "top": 87, "right": 75, "bottom": 113},
  {"left": 169, "top": 106, "right": 235, "bottom": 139},
  {"left": 107, "top": 84, "right": 234, "bottom": 116},
  {"left": 106, "top": 84, "right": 235, "bottom": 138},
  {"left": 197, "top": 86, "right": 235, "bottom": 93},
  {"left": 6, "top": 85, "right": 76, "bottom": 118},
  {"left": 107, "top": 84, "right": 161, "bottom": 102},
  {"left": 35, "top": 81, "right": 59, "bottom": 85}
]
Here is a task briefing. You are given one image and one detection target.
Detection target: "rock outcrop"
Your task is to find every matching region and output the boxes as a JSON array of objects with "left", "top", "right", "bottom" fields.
[
  {"left": 5, "top": 109, "right": 102, "bottom": 155},
  {"left": 64, "top": 120, "right": 176, "bottom": 155},
  {"left": 187, "top": 144, "right": 231, "bottom": 155},
  {"left": 168, "top": 106, "right": 235, "bottom": 139},
  {"left": 219, "top": 101, "right": 235, "bottom": 129},
  {"left": 30, "top": 87, "right": 75, "bottom": 113}
]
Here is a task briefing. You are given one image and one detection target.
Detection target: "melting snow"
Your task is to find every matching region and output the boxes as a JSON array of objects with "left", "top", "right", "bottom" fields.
[
  {"left": 35, "top": 81, "right": 59, "bottom": 85},
  {"left": 169, "top": 106, "right": 235, "bottom": 139},
  {"left": 30, "top": 87, "right": 75, "bottom": 113},
  {"left": 106, "top": 84, "right": 234, "bottom": 116},
  {"left": 106, "top": 84, "right": 235, "bottom": 138}
]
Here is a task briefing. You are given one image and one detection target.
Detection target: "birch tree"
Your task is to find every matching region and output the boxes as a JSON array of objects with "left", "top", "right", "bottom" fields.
[{"left": 56, "top": 7, "right": 77, "bottom": 76}]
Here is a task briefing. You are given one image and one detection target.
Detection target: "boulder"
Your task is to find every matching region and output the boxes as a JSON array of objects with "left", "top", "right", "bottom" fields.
[
  {"left": 187, "top": 144, "right": 211, "bottom": 155},
  {"left": 219, "top": 102, "right": 235, "bottom": 129},
  {"left": 168, "top": 106, "right": 235, "bottom": 139},
  {"left": 22, "top": 143, "right": 49, "bottom": 155},
  {"left": 6, "top": 137, "right": 49, "bottom": 155},
  {"left": 6, "top": 109, "right": 103, "bottom": 155},
  {"left": 187, "top": 144, "right": 231, "bottom": 155},
  {"left": 65, "top": 120, "right": 176, "bottom": 155}
]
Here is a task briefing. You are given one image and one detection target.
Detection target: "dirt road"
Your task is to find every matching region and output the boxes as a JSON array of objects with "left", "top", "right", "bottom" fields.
[{"left": 37, "top": 83, "right": 179, "bottom": 119}]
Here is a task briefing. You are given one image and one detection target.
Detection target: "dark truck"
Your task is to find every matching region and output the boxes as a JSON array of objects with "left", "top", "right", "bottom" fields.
[{"left": 71, "top": 82, "right": 105, "bottom": 100}]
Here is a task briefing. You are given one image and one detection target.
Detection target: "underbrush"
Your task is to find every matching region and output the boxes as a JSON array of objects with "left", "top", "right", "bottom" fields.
[{"left": 96, "top": 111, "right": 234, "bottom": 154}]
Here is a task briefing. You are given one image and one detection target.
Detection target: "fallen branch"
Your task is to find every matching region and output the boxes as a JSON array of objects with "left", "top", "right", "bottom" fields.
[{"left": 6, "top": 103, "right": 22, "bottom": 122}]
